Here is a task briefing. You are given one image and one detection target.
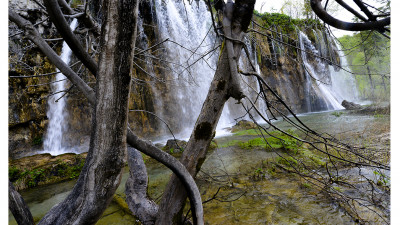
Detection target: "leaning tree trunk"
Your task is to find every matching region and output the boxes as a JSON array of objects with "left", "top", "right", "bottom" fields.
[
  {"left": 37, "top": 0, "right": 139, "bottom": 224},
  {"left": 155, "top": 0, "right": 255, "bottom": 224}
]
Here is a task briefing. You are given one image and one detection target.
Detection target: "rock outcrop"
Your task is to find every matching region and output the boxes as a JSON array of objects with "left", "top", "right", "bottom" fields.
[{"left": 341, "top": 100, "right": 362, "bottom": 110}]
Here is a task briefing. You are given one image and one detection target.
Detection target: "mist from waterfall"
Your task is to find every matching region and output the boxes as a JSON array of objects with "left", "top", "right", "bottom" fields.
[{"left": 42, "top": 19, "right": 78, "bottom": 155}]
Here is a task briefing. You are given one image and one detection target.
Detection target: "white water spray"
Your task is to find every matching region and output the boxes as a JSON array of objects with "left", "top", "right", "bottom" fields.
[
  {"left": 43, "top": 19, "right": 78, "bottom": 155},
  {"left": 298, "top": 31, "right": 345, "bottom": 111}
]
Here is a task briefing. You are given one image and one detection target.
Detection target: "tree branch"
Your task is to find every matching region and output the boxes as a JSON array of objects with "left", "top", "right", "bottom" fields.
[
  {"left": 9, "top": 9, "right": 96, "bottom": 104},
  {"left": 43, "top": 0, "right": 98, "bottom": 77},
  {"left": 310, "top": 0, "right": 390, "bottom": 31}
]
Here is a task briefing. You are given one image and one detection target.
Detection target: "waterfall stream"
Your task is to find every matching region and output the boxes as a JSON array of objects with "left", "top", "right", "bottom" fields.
[
  {"left": 298, "top": 31, "right": 349, "bottom": 111},
  {"left": 153, "top": 0, "right": 233, "bottom": 140},
  {"left": 42, "top": 19, "right": 78, "bottom": 156}
]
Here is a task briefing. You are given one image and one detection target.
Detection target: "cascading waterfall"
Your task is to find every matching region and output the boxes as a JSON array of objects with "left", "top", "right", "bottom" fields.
[
  {"left": 154, "top": 0, "right": 233, "bottom": 138},
  {"left": 298, "top": 30, "right": 345, "bottom": 111},
  {"left": 42, "top": 19, "right": 78, "bottom": 155},
  {"left": 329, "top": 42, "right": 359, "bottom": 103}
]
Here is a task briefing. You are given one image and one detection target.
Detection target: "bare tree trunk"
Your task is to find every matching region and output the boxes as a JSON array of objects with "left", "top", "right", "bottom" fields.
[
  {"left": 37, "top": 0, "right": 139, "bottom": 224},
  {"left": 9, "top": 181, "right": 34, "bottom": 225},
  {"left": 156, "top": 1, "right": 255, "bottom": 224}
]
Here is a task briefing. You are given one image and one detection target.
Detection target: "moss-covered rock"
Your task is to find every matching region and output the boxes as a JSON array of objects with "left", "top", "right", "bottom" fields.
[{"left": 9, "top": 153, "right": 87, "bottom": 191}]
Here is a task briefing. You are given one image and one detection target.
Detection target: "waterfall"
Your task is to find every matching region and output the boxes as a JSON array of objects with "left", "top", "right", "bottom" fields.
[
  {"left": 329, "top": 41, "right": 359, "bottom": 103},
  {"left": 42, "top": 19, "right": 78, "bottom": 155},
  {"left": 153, "top": 0, "right": 233, "bottom": 139},
  {"left": 298, "top": 31, "right": 344, "bottom": 111}
]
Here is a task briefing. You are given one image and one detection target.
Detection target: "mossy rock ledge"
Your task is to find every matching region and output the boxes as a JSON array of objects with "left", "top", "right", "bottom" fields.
[{"left": 9, "top": 152, "right": 87, "bottom": 191}]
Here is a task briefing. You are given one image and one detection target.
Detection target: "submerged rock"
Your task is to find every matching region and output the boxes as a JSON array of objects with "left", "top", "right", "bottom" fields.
[{"left": 341, "top": 100, "right": 361, "bottom": 110}]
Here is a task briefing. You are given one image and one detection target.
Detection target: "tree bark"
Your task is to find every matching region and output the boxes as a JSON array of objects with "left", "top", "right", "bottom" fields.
[
  {"left": 9, "top": 181, "right": 34, "bottom": 225},
  {"left": 125, "top": 148, "right": 159, "bottom": 224},
  {"left": 37, "top": 0, "right": 139, "bottom": 224},
  {"left": 156, "top": 1, "right": 255, "bottom": 224}
]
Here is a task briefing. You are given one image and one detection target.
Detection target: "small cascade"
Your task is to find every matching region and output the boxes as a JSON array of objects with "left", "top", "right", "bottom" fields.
[
  {"left": 298, "top": 30, "right": 344, "bottom": 111},
  {"left": 43, "top": 19, "right": 78, "bottom": 155},
  {"left": 329, "top": 41, "right": 359, "bottom": 103}
]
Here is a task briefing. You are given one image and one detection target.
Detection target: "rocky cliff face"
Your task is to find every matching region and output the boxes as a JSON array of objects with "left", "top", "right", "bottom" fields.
[{"left": 8, "top": 0, "right": 345, "bottom": 157}]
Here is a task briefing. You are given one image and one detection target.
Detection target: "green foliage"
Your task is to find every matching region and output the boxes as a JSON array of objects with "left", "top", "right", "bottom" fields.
[
  {"left": 259, "top": 12, "right": 322, "bottom": 33},
  {"left": 331, "top": 111, "right": 344, "bottom": 117},
  {"left": 338, "top": 31, "right": 390, "bottom": 100}
]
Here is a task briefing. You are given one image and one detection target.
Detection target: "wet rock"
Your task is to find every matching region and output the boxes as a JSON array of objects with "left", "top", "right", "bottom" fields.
[
  {"left": 162, "top": 139, "right": 187, "bottom": 154},
  {"left": 230, "top": 120, "right": 258, "bottom": 133},
  {"left": 341, "top": 100, "right": 361, "bottom": 110}
]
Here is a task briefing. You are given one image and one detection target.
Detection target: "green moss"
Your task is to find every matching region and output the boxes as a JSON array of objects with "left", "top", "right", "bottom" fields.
[
  {"left": 234, "top": 129, "right": 266, "bottom": 136},
  {"left": 237, "top": 130, "right": 300, "bottom": 151},
  {"left": 217, "top": 139, "right": 242, "bottom": 148},
  {"left": 277, "top": 156, "right": 298, "bottom": 166},
  {"left": 32, "top": 136, "right": 42, "bottom": 145},
  {"left": 10, "top": 154, "right": 86, "bottom": 190}
]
